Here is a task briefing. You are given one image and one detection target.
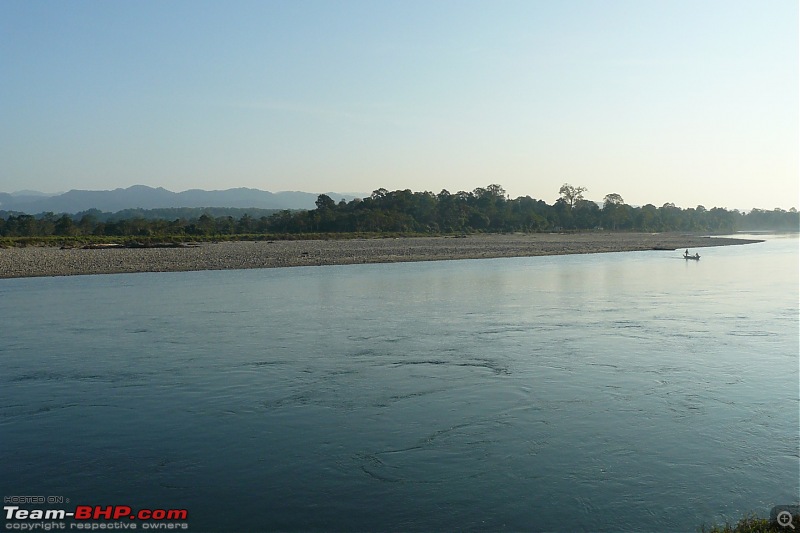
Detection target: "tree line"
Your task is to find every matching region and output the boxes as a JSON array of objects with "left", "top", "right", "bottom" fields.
[{"left": 0, "top": 184, "right": 797, "bottom": 239}]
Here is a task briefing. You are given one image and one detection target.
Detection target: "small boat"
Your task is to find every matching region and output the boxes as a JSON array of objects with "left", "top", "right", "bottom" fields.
[{"left": 683, "top": 252, "right": 700, "bottom": 261}]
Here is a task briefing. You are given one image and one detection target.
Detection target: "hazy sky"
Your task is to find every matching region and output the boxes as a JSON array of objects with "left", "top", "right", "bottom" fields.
[{"left": 1, "top": 0, "right": 797, "bottom": 209}]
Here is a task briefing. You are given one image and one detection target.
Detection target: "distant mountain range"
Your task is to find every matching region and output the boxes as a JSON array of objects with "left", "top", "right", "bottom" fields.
[{"left": 0, "top": 186, "right": 364, "bottom": 214}]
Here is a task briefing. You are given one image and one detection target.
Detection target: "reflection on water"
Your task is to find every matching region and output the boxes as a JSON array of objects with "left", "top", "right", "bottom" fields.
[{"left": 1, "top": 235, "right": 797, "bottom": 532}]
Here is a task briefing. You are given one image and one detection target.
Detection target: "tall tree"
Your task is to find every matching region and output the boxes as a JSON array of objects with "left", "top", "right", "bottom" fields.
[
  {"left": 602, "top": 193, "right": 626, "bottom": 230},
  {"left": 559, "top": 184, "right": 588, "bottom": 210},
  {"left": 603, "top": 193, "right": 624, "bottom": 208},
  {"left": 315, "top": 194, "right": 335, "bottom": 210}
]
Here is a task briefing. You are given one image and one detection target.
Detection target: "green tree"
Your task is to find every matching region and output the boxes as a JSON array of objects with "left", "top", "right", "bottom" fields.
[
  {"left": 78, "top": 214, "right": 98, "bottom": 235},
  {"left": 553, "top": 198, "right": 574, "bottom": 229},
  {"left": 315, "top": 194, "right": 335, "bottom": 210},
  {"left": 237, "top": 214, "right": 254, "bottom": 233},
  {"left": 54, "top": 214, "right": 76, "bottom": 236},
  {"left": 602, "top": 193, "right": 626, "bottom": 230},
  {"left": 197, "top": 214, "right": 215, "bottom": 235},
  {"left": 559, "top": 184, "right": 588, "bottom": 210},
  {"left": 636, "top": 204, "right": 660, "bottom": 231}
]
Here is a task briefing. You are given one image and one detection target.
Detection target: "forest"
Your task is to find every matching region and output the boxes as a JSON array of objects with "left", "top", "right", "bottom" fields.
[{"left": 1, "top": 184, "right": 797, "bottom": 242}]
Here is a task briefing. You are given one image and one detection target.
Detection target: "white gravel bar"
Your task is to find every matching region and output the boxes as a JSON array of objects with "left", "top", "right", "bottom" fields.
[{"left": 0, "top": 233, "right": 762, "bottom": 279}]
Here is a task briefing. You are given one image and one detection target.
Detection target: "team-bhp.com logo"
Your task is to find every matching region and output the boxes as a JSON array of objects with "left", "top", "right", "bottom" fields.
[{"left": 4, "top": 503, "right": 189, "bottom": 530}]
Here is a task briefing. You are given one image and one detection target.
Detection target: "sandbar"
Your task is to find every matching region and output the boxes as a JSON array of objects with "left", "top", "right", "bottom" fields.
[{"left": 0, "top": 233, "right": 763, "bottom": 279}]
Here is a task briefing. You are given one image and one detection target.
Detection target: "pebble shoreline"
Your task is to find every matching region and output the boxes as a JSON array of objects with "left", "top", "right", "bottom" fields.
[{"left": 0, "top": 233, "right": 762, "bottom": 279}]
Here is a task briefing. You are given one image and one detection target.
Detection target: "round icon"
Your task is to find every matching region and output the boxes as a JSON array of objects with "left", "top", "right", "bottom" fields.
[{"left": 778, "top": 511, "right": 795, "bottom": 529}]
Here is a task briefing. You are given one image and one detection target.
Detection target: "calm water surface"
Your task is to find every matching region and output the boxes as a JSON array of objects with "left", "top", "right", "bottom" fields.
[{"left": 1, "top": 235, "right": 798, "bottom": 532}]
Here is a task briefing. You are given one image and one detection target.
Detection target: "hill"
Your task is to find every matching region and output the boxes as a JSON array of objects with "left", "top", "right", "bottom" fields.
[{"left": 0, "top": 185, "right": 362, "bottom": 214}]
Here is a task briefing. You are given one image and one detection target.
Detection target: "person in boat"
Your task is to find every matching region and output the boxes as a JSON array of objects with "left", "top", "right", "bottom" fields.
[
  {"left": 695, "top": 252, "right": 700, "bottom": 259},
  {"left": 684, "top": 249, "right": 690, "bottom": 258}
]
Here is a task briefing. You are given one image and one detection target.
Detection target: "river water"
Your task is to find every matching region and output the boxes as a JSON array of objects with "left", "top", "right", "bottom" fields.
[{"left": 1, "top": 234, "right": 797, "bottom": 532}]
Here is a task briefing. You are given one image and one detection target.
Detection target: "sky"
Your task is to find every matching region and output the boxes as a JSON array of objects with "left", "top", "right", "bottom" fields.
[{"left": 1, "top": 0, "right": 797, "bottom": 210}]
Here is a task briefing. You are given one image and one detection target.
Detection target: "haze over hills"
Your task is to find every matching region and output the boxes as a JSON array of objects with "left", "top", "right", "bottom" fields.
[{"left": 0, "top": 186, "right": 363, "bottom": 214}]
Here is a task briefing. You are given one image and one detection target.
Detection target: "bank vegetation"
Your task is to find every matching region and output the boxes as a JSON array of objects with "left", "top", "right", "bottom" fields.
[{"left": 1, "top": 184, "right": 796, "bottom": 247}]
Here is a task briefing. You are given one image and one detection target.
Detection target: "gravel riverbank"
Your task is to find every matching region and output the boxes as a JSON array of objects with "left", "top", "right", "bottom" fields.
[{"left": 0, "top": 233, "right": 762, "bottom": 279}]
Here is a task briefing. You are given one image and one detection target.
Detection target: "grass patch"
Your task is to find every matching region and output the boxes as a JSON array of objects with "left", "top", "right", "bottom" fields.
[{"left": 701, "top": 514, "right": 784, "bottom": 533}]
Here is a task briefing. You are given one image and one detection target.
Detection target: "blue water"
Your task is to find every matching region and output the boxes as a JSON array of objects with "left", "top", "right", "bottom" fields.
[{"left": 1, "top": 235, "right": 798, "bottom": 532}]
